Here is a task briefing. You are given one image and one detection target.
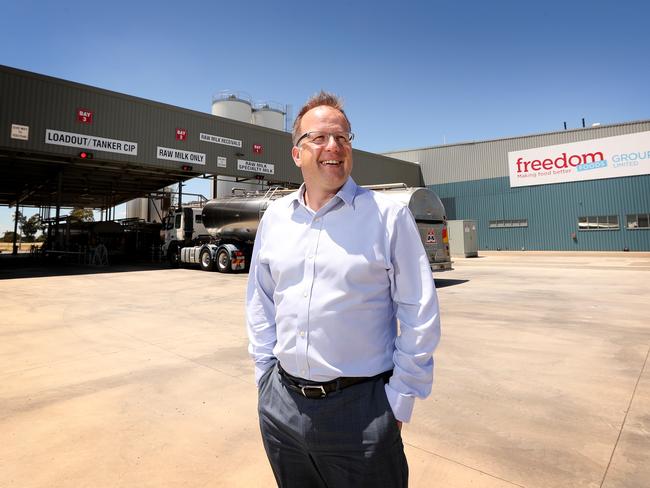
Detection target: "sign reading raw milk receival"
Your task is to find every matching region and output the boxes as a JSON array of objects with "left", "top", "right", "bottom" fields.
[
  {"left": 237, "top": 159, "right": 275, "bottom": 175},
  {"left": 507, "top": 131, "right": 650, "bottom": 188},
  {"left": 199, "top": 132, "right": 242, "bottom": 148}
]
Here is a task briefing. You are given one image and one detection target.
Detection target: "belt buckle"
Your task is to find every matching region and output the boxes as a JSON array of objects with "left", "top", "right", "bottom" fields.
[{"left": 301, "top": 385, "right": 327, "bottom": 399}]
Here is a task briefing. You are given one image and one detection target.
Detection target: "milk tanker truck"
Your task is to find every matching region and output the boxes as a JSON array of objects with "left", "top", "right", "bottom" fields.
[{"left": 161, "top": 184, "right": 452, "bottom": 273}]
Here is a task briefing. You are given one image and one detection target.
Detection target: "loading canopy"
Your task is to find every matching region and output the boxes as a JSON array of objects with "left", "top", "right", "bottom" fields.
[
  {"left": 0, "top": 65, "right": 422, "bottom": 210},
  {"left": 0, "top": 149, "right": 193, "bottom": 208}
]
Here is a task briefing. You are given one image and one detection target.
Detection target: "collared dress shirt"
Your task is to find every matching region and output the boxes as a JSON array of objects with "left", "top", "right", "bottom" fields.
[{"left": 246, "top": 177, "right": 441, "bottom": 422}]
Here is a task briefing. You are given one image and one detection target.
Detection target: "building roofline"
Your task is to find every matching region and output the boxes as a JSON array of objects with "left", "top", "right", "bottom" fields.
[
  {"left": 0, "top": 64, "right": 289, "bottom": 136},
  {"left": 382, "top": 118, "right": 650, "bottom": 155},
  {"left": 353, "top": 147, "right": 420, "bottom": 167}
]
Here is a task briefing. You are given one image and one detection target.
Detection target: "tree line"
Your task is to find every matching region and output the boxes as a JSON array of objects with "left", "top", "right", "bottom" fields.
[{"left": 2, "top": 208, "right": 94, "bottom": 243}]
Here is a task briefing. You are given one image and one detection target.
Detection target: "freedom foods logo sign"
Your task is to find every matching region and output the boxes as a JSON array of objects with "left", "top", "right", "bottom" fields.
[{"left": 507, "top": 130, "right": 650, "bottom": 187}]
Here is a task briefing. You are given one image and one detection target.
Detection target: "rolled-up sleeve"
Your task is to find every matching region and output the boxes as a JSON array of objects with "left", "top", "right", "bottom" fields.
[
  {"left": 386, "top": 206, "right": 441, "bottom": 422},
  {"left": 245, "top": 216, "right": 278, "bottom": 386}
]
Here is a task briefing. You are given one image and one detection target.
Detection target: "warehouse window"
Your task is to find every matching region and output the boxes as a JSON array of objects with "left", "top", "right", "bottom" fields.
[
  {"left": 626, "top": 213, "right": 650, "bottom": 229},
  {"left": 578, "top": 215, "right": 619, "bottom": 231},
  {"left": 195, "top": 214, "right": 203, "bottom": 224},
  {"left": 489, "top": 219, "right": 528, "bottom": 228}
]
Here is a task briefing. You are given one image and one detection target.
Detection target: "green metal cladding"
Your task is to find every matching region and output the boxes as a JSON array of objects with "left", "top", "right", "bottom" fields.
[{"left": 428, "top": 175, "right": 650, "bottom": 251}]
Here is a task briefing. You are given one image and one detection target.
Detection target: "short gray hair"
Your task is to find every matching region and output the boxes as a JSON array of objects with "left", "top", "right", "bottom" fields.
[{"left": 292, "top": 91, "right": 351, "bottom": 144}]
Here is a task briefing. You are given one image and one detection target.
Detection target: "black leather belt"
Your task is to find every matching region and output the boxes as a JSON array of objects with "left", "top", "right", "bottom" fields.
[{"left": 278, "top": 363, "right": 392, "bottom": 399}]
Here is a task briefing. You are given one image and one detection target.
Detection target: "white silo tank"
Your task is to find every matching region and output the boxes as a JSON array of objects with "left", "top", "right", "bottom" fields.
[
  {"left": 147, "top": 195, "right": 167, "bottom": 223},
  {"left": 252, "top": 102, "right": 286, "bottom": 130},
  {"left": 126, "top": 198, "right": 148, "bottom": 220},
  {"left": 211, "top": 91, "right": 253, "bottom": 123}
]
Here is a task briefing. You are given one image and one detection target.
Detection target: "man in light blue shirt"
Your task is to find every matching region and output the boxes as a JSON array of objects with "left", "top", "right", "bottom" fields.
[{"left": 246, "top": 91, "right": 440, "bottom": 487}]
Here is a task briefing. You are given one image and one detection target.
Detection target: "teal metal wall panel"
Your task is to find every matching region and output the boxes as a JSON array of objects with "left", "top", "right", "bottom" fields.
[{"left": 428, "top": 175, "right": 650, "bottom": 251}]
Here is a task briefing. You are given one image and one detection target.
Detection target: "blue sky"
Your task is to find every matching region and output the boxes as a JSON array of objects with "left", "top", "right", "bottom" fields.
[{"left": 2, "top": 0, "right": 649, "bottom": 234}]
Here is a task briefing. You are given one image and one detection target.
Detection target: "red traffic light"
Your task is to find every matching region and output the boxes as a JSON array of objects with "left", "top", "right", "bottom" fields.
[{"left": 79, "top": 151, "right": 93, "bottom": 159}]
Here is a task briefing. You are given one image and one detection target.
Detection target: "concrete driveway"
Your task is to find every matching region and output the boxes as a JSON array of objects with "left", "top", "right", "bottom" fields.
[{"left": 1, "top": 252, "right": 648, "bottom": 487}]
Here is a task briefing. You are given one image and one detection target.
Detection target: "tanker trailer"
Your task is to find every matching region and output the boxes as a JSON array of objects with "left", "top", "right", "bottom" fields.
[
  {"left": 162, "top": 184, "right": 451, "bottom": 273},
  {"left": 161, "top": 187, "right": 291, "bottom": 272},
  {"left": 364, "top": 183, "right": 452, "bottom": 272}
]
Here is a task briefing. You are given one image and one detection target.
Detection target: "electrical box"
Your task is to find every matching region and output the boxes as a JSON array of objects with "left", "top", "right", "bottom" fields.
[{"left": 448, "top": 220, "right": 478, "bottom": 257}]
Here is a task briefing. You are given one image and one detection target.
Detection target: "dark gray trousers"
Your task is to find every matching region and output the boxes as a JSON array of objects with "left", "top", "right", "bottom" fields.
[{"left": 258, "top": 362, "right": 408, "bottom": 488}]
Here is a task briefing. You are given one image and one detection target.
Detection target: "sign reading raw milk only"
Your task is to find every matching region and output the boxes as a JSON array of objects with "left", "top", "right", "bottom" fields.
[
  {"left": 157, "top": 146, "right": 206, "bottom": 165},
  {"left": 508, "top": 131, "right": 650, "bottom": 187},
  {"left": 45, "top": 129, "right": 138, "bottom": 155},
  {"left": 237, "top": 159, "right": 275, "bottom": 175}
]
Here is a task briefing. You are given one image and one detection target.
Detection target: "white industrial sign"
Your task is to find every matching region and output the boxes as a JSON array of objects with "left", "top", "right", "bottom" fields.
[
  {"left": 200, "top": 132, "right": 242, "bottom": 148},
  {"left": 45, "top": 129, "right": 138, "bottom": 155},
  {"left": 217, "top": 156, "right": 227, "bottom": 168},
  {"left": 508, "top": 130, "right": 650, "bottom": 187},
  {"left": 11, "top": 124, "right": 29, "bottom": 140},
  {"left": 237, "top": 159, "right": 275, "bottom": 175},
  {"left": 157, "top": 146, "right": 206, "bottom": 165}
]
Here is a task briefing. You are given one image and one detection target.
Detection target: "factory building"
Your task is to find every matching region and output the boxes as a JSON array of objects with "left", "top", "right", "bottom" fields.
[
  {"left": 0, "top": 65, "right": 423, "bottom": 261},
  {"left": 385, "top": 121, "right": 650, "bottom": 251},
  {"left": 0, "top": 66, "right": 420, "bottom": 244}
]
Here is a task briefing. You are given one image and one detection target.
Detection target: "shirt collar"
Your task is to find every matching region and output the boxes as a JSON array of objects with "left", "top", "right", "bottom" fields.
[{"left": 286, "top": 177, "right": 359, "bottom": 208}]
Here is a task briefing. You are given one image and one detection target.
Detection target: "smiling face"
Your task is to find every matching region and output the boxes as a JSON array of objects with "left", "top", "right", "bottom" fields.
[{"left": 291, "top": 105, "right": 353, "bottom": 210}]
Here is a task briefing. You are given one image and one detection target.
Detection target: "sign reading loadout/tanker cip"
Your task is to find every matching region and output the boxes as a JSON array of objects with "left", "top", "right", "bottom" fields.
[
  {"left": 237, "top": 159, "right": 275, "bottom": 175},
  {"left": 157, "top": 146, "right": 206, "bottom": 165},
  {"left": 508, "top": 131, "right": 650, "bottom": 187},
  {"left": 45, "top": 129, "right": 138, "bottom": 155}
]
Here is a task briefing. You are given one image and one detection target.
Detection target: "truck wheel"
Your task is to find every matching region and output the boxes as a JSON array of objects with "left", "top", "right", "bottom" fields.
[
  {"left": 199, "top": 248, "right": 213, "bottom": 271},
  {"left": 216, "top": 249, "right": 232, "bottom": 273},
  {"left": 168, "top": 245, "right": 180, "bottom": 268}
]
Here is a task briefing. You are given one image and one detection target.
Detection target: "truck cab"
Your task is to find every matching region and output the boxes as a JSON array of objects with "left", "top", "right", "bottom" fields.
[
  {"left": 162, "top": 207, "right": 208, "bottom": 267},
  {"left": 162, "top": 207, "right": 208, "bottom": 248}
]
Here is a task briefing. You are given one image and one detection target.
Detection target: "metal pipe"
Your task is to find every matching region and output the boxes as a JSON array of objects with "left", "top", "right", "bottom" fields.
[
  {"left": 361, "top": 183, "right": 408, "bottom": 190},
  {"left": 12, "top": 202, "right": 19, "bottom": 255},
  {"left": 54, "top": 172, "right": 62, "bottom": 247}
]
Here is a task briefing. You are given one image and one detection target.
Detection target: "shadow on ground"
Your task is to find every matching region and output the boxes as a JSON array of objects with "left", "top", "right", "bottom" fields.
[
  {"left": 434, "top": 278, "right": 470, "bottom": 288},
  {"left": 0, "top": 260, "right": 170, "bottom": 280}
]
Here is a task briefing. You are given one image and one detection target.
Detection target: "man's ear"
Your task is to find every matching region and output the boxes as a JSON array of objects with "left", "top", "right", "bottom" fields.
[{"left": 291, "top": 146, "right": 302, "bottom": 167}]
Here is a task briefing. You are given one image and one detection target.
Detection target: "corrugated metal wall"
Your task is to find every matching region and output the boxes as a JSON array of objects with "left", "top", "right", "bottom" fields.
[
  {"left": 0, "top": 65, "right": 421, "bottom": 188},
  {"left": 385, "top": 121, "right": 650, "bottom": 251},
  {"left": 385, "top": 121, "right": 650, "bottom": 184},
  {"left": 429, "top": 175, "right": 650, "bottom": 251}
]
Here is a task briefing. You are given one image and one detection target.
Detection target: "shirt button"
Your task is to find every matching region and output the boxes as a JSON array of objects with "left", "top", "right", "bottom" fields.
[
  {"left": 308, "top": 255, "right": 314, "bottom": 260},
  {"left": 299, "top": 331, "right": 305, "bottom": 337},
  {"left": 303, "top": 291, "right": 308, "bottom": 297}
]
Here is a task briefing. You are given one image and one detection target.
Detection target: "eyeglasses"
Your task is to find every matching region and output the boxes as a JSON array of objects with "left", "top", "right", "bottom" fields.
[{"left": 295, "top": 131, "right": 354, "bottom": 147}]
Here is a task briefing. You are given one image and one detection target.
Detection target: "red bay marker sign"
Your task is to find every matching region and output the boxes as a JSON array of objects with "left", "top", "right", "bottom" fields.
[
  {"left": 507, "top": 130, "right": 650, "bottom": 187},
  {"left": 77, "top": 108, "right": 93, "bottom": 124}
]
